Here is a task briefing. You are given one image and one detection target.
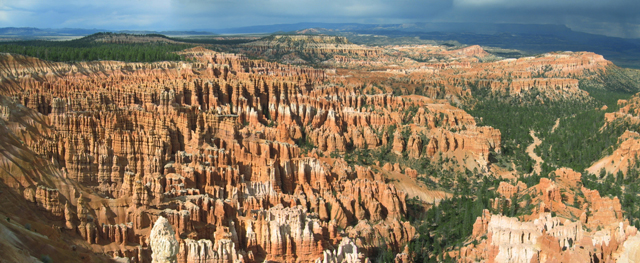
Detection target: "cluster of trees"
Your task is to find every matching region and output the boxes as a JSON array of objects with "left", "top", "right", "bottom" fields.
[
  {"left": 329, "top": 121, "right": 513, "bottom": 262},
  {"left": 535, "top": 79, "right": 639, "bottom": 173},
  {"left": 397, "top": 71, "right": 640, "bottom": 262},
  {"left": 407, "top": 174, "right": 508, "bottom": 262},
  {"left": 583, "top": 163, "right": 640, "bottom": 230},
  {"left": 0, "top": 35, "right": 193, "bottom": 62},
  {"left": 537, "top": 115, "right": 636, "bottom": 173},
  {"left": 466, "top": 75, "right": 639, "bottom": 175},
  {"left": 466, "top": 93, "right": 598, "bottom": 173}
]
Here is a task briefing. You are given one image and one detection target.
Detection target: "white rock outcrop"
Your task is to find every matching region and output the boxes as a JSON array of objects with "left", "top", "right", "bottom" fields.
[
  {"left": 317, "top": 237, "right": 361, "bottom": 263},
  {"left": 150, "top": 216, "right": 179, "bottom": 263}
]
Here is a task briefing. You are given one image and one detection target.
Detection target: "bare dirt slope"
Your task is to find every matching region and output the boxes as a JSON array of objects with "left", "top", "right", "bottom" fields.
[{"left": 527, "top": 130, "right": 544, "bottom": 175}]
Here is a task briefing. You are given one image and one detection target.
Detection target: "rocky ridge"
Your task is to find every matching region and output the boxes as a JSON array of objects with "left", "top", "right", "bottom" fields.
[
  {"left": 590, "top": 93, "right": 640, "bottom": 176},
  {"left": 233, "top": 36, "right": 612, "bottom": 104},
  {"left": 460, "top": 168, "right": 637, "bottom": 263}
]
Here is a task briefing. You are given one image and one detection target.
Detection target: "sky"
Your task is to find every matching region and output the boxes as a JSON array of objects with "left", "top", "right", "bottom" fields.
[{"left": 1, "top": 0, "right": 639, "bottom": 38}]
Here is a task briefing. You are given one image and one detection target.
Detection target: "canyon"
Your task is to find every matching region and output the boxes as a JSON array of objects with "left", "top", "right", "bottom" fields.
[{"left": 0, "top": 34, "right": 638, "bottom": 262}]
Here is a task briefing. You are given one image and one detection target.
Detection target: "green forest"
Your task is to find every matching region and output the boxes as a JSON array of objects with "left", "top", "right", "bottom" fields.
[
  {"left": 466, "top": 71, "right": 639, "bottom": 175},
  {"left": 397, "top": 69, "right": 640, "bottom": 262},
  {"left": 0, "top": 33, "right": 193, "bottom": 62},
  {"left": 465, "top": 94, "right": 598, "bottom": 173},
  {"left": 406, "top": 175, "right": 507, "bottom": 262},
  {"left": 322, "top": 67, "right": 640, "bottom": 262},
  {"left": 583, "top": 165, "right": 640, "bottom": 230}
]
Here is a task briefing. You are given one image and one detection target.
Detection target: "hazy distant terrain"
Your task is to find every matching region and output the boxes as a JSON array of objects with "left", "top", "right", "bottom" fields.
[
  {"left": 0, "top": 27, "right": 215, "bottom": 39},
  {"left": 214, "top": 22, "right": 640, "bottom": 68},
  {"left": 4, "top": 23, "right": 638, "bottom": 68}
]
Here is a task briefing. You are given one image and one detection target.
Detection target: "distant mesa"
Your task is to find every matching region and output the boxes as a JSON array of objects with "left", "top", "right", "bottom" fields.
[
  {"left": 78, "top": 32, "right": 179, "bottom": 44},
  {"left": 258, "top": 34, "right": 351, "bottom": 44}
]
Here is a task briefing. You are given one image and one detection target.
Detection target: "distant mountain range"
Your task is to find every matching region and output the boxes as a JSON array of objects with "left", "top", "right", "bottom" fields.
[
  {"left": 2, "top": 23, "right": 640, "bottom": 68},
  {"left": 210, "top": 22, "right": 640, "bottom": 68},
  {"left": 210, "top": 22, "right": 578, "bottom": 36},
  {"left": 0, "top": 27, "right": 214, "bottom": 36}
]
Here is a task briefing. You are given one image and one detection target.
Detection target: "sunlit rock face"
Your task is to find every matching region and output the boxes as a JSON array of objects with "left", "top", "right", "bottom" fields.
[
  {"left": 0, "top": 38, "right": 620, "bottom": 263},
  {"left": 462, "top": 168, "right": 640, "bottom": 263},
  {"left": 150, "top": 216, "right": 179, "bottom": 263},
  {"left": 1, "top": 49, "right": 452, "bottom": 262}
]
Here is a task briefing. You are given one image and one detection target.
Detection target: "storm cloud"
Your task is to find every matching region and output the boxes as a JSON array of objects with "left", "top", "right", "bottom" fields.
[{"left": 0, "top": 0, "right": 639, "bottom": 38}]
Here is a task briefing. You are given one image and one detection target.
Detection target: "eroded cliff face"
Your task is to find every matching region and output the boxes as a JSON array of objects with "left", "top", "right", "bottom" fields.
[
  {"left": 0, "top": 38, "right": 626, "bottom": 263},
  {"left": 461, "top": 168, "right": 639, "bottom": 263},
  {"left": 232, "top": 35, "right": 612, "bottom": 105},
  {"left": 352, "top": 50, "right": 609, "bottom": 103},
  {"left": 0, "top": 45, "right": 507, "bottom": 263},
  {"left": 239, "top": 35, "right": 383, "bottom": 65},
  {"left": 587, "top": 130, "right": 640, "bottom": 176},
  {"left": 604, "top": 93, "right": 640, "bottom": 126},
  {"left": 589, "top": 93, "right": 640, "bottom": 176}
]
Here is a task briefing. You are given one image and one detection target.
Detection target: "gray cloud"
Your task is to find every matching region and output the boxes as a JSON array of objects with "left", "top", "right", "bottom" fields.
[
  {"left": 0, "top": 0, "right": 639, "bottom": 38},
  {"left": 448, "top": 0, "right": 640, "bottom": 37}
]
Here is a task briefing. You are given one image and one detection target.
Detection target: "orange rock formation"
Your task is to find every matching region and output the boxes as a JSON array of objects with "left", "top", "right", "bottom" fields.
[
  {"left": 0, "top": 38, "right": 622, "bottom": 263},
  {"left": 462, "top": 168, "right": 637, "bottom": 263},
  {"left": 0, "top": 46, "right": 506, "bottom": 262}
]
